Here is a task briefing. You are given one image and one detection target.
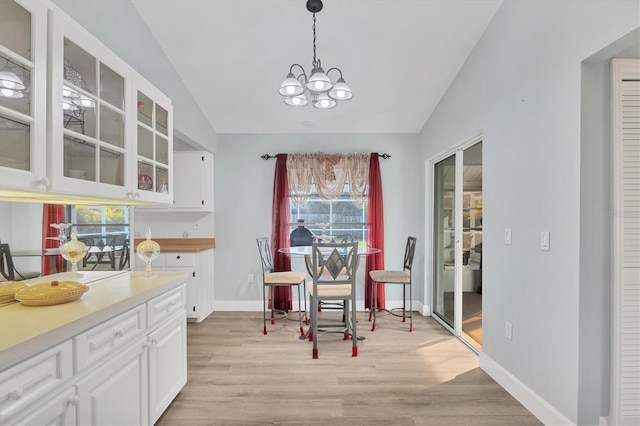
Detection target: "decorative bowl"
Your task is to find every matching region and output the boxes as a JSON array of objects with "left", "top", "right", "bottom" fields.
[{"left": 14, "top": 280, "right": 89, "bottom": 306}]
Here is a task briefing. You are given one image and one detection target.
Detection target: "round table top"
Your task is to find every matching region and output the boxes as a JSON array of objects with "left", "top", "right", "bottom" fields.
[{"left": 278, "top": 245, "right": 381, "bottom": 256}]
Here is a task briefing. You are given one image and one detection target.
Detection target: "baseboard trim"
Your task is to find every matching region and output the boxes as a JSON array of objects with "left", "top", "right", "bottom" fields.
[{"left": 480, "top": 352, "right": 574, "bottom": 425}]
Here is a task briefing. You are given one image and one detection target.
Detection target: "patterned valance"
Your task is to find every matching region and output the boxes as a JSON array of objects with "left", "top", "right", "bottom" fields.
[{"left": 286, "top": 152, "right": 370, "bottom": 206}]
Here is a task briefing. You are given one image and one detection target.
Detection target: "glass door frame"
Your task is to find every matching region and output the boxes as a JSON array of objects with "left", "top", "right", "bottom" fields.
[{"left": 426, "top": 134, "right": 482, "bottom": 350}]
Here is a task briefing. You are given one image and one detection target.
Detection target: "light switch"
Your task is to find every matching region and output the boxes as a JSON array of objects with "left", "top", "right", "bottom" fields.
[
  {"left": 505, "top": 228, "right": 512, "bottom": 245},
  {"left": 541, "top": 231, "right": 550, "bottom": 251}
]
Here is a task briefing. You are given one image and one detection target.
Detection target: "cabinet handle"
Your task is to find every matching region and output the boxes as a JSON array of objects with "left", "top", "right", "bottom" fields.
[
  {"left": 68, "top": 395, "right": 79, "bottom": 406},
  {"left": 176, "top": 255, "right": 181, "bottom": 260},
  {"left": 115, "top": 330, "right": 125, "bottom": 338},
  {"left": 9, "top": 388, "right": 24, "bottom": 399},
  {"left": 167, "top": 301, "right": 175, "bottom": 311}
]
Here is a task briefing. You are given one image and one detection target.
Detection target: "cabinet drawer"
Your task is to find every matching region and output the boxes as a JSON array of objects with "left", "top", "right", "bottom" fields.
[
  {"left": 74, "top": 304, "right": 146, "bottom": 374},
  {"left": 147, "top": 285, "right": 186, "bottom": 329},
  {"left": 0, "top": 340, "right": 73, "bottom": 422},
  {"left": 165, "top": 253, "right": 194, "bottom": 268}
]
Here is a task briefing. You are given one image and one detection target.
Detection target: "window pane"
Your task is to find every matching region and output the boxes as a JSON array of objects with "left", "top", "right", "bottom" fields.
[
  {"left": 0, "top": 55, "right": 30, "bottom": 116},
  {"left": 156, "top": 166, "right": 168, "bottom": 193},
  {"left": 0, "top": 2, "right": 31, "bottom": 60},
  {"left": 156, "top": 104, "right": 168, "bottom": 136},
  {"left": 0, "top": 116, "right": 30, "bottom": 171},
  {"left": 100, "top": 63, "right": 124, "bottom": 109},
  {"left": 63, "top": 99, "right": 96, "bottom": 138},
  {"left": 64, "top": 136, "right": 95, "bottom": 181},
  {"left": 137, "top": 125, "right": 153, "bottom": 159},
  {"left": 100, "top": 147, "right": 123, "bottom": 186},
  {"left": 100, "top": 106, "right": 124, "bottom": 148},
  {"left": 64, "top": 39, "right": 96, "bottom": 95},
  {"left": 137, "top": 161, "right": 153, "bottom": 191},
  {"left": 137, "top": 91, "right": 152, "bottom": 127},
  {"left": 156, "top": 135, "right": 168, "bottom": 165}
]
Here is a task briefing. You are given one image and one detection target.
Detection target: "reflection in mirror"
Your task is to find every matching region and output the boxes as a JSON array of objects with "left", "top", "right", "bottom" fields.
[{"left": 0, "top": 202, "right": 130, "bottom": 279}]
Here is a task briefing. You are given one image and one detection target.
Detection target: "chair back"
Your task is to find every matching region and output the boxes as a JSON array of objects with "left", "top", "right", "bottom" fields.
[
  {"left": 404, "top": 236, "right": 417, "bottom": 272},
  {"left": 256, "top": 237, "right": 274, "bottom": 275},
  {"left": 311, "top": 242, "right": 359, "bottom": 288},
  {"left": 0, "top": 243, "right": 17, "bottom": 281}
]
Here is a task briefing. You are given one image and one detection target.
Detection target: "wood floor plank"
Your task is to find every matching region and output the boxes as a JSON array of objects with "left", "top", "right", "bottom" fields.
[{"left": 157, "top": 312, "right": 541, "bottom": 425}]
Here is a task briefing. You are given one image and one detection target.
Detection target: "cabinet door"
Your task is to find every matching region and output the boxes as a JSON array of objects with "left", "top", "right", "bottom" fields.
[
  {"left": 172, "top": 151, "right": 213, "bottom": 211},
  {"left": 48, "top": 11, "right": 131, "bottom": 200},
  {"left": 13, "top": 387, "right": 77, "bottom": 426},
  {"left": 76, "top": 337, "right": 148, "bottom": 426},
  {"left": 148, "top": 311, "right": 187, "bottom": 424},
  {"left": 133, "top": 77, "right": 173, "bottom": 204},
  {"left": 0, "top": 0, "right": 48, "bottom": 193}
]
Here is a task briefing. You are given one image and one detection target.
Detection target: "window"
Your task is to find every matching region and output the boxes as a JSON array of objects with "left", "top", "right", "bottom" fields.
[
  {"left": 68, "top": 205, "right": 129, "bottom": 239},
  {"left": 290, "top": 181, "right": 368, "bottom": 242}
]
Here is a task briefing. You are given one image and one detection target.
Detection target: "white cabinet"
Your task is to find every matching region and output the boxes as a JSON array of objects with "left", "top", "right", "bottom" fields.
[
  {"left": 0, "top": 0, "right": 48, "bottom": 193},
  {"left": 135, "top": 251, "right": 214, "bottom": 322},
  {"left": 75, "top": 337, "right": 149, "bottom": 426},
  {"left": 148, "top": 311, "right": 187, "bottom": 424},
  {"left": 172, "top": 151, "right": 214, "bottom": 211},
  {"left": 13, "top": 387, "right": 77, "bottom": 426},
  {"left": 0, "top": 2, "right": 174, "bottom": 205}
]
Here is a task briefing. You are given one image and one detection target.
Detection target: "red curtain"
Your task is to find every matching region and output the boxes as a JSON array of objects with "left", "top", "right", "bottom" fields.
[
  {"left": 41, "top": 204, "right": 65, "bottom": 275},
  {"left": 271, "top": 154, "right": 293, "bottom": 311},
  {"left": 365, "top": 153, "right": 385, "bottom": 310}
]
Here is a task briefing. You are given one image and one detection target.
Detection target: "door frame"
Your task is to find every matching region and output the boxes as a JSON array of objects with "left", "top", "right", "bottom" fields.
[{"left": 425, "top": 133, "right": 483, "bottom": 348}]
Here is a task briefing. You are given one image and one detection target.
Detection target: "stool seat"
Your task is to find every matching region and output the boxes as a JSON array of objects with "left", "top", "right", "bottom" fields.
[{"left": 369, "top": 270, "right": 410, "bottom": 283}]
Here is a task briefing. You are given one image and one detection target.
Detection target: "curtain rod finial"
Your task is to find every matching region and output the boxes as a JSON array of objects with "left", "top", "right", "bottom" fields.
[
  {"left": 261, "top": 154, "right": 274, "bottom": 160},
  {"left": 381, "top": 153, "right": 391, "bottom": 159}
]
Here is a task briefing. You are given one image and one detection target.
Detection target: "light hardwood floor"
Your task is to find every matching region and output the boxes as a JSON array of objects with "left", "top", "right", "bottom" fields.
[{"left": 157, "top": 311, "right": 542, "bottom": 425}]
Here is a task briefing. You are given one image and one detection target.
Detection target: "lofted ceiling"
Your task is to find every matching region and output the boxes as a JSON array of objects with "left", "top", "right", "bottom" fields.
[{"left": 131, "top": 0, "right": 503, "bottom": 134}]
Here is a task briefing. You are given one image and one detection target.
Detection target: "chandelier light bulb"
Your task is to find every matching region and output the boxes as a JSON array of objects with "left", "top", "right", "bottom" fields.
[
  {"left": 284, "top": 94, "right": 308, "bottom": 107},
  {"left": 0, "top": 69, "right": 26, "bottom": 91},
  {"left": 0, "top": 87, "right": 24, "bottom": 99}
]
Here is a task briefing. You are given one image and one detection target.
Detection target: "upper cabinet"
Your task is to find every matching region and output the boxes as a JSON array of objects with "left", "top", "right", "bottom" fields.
[
  {"left": 0, "top": 0, "right": 48, "bottom": 192},
  {"left": 0, "top": 1, "right": 173, "bottom": 205}
]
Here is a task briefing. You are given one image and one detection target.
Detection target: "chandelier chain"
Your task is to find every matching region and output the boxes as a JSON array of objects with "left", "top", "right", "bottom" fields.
[{"left": 312, "top": 13, "right": 318, "bottom": 68}]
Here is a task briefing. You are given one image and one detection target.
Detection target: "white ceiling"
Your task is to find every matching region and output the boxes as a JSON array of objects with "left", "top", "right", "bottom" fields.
[{"left": 131, "top": 0, "right": 502, "bottom": 134}]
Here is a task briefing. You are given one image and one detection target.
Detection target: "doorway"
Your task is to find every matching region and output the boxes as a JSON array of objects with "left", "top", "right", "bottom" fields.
[{"left": 432, "top": 139, "right": 483, "bottom": 350}]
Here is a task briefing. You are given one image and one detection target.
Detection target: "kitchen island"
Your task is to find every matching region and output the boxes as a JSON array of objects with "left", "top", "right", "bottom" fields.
[{"left": 0, "top": 270, "right": 189, "bottom": 425}]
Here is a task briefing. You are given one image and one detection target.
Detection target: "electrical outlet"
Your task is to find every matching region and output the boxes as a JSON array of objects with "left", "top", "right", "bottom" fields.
[
  {"left": 248, "top": 273, "right": 254, "bottom": 283},
  {"left": 541, "top": 231, "right": 550, "bottom": 251},
  {"left": 504, "top": 228, "right": 512, "bottom": 245},
  {"left": 193, "top": 221, "right": 199, "bottom": 230},
  {"left": 505, "top": 321, "right": 513, "bottom": 340}
]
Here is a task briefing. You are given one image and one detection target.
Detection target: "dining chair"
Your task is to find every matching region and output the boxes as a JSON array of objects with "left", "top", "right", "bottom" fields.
[
  {"left": 0, "top": 243, "right": 40, "bottom": 282},
  {"left": 369, "top": 236, "right": 417, "bottom": 332},
  {"left": 305, "top": 234, "right": 353, "bottom": 314},
  {"left": 256, "top": 237, "right": 308, "bottom": 336},
  {"left": 308, "top": 241, "right": 359, "bottom": 359}
]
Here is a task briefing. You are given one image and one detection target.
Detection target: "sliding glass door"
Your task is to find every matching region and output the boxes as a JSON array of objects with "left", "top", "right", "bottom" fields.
[{"left": 432, "top": 140, "right": 483, "bottom": 350}]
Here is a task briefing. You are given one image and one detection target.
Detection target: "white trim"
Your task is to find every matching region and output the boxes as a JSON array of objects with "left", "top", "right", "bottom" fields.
[{"left": 480, "top": 353, "right": 573, "bottom": 425}]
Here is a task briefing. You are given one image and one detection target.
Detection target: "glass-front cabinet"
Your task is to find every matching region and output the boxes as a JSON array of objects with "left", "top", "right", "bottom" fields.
[
  {"left": 0, "top": 2, "right": 173, "bottom": 205},
  {"left": 0, "top": 0, "right": 48, "bottom": 192},
  {"left": 48, "top": 11, "right": 131, "bottom": 200},
  {"left": 134, "top": 78, "right": 173, "bottom": 203}
]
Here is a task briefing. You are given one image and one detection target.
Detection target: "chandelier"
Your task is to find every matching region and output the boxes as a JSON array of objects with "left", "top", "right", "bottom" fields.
[{"left": 278, "top": 0, "right": 353, "bottom": 109}]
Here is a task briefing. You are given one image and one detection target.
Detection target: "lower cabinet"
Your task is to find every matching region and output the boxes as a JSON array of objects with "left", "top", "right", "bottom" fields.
[
  {"left": 76, "top": 338, "right": 149, "bottom": 426},
  {"left": 135, "top": 251, "right": 214, "bottom": 322},
  {"left": 0, "top": 284, "right": 187, "bottom": 426}
]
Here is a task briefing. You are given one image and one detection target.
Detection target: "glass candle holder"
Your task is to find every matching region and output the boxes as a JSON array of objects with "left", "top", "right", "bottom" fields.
[
  {"left": 136, "top": 228, "right": 160, "bottom": 277},
  {"left": 59, "top": 227, "right": 87, "bottom": 277}
]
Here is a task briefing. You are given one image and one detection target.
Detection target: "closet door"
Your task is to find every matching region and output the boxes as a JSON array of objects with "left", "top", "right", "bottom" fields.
[{"left": 611, "top": 58, "right": 640, "bottom": 426}]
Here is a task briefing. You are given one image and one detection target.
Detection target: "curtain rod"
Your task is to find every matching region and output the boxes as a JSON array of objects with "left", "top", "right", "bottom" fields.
[{"left": 261, "top": 153, "right": 391, "bottom": 160}]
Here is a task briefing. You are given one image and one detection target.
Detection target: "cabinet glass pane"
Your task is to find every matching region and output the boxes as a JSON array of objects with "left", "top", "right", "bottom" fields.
[
  {"left": 100, "top": 147, "right": 124, "bottom": 186},
  {"left": 137, "top": 91, "right": 152, "bottom": 127},
  {"left": 64, "top": 136, "right": 95, "bottom": 181},
  {"left": 100, "top": 63, "right": 124, "bottom": 109},
  {"left": 137, "top": 161, "right": 153, "bottom": 192},
  {"left": 156, "top": 104, "right": 168, "bottom": 136},
  {"left": 0, "top": 2, "right": 31, "bottom": 61},
  {"left": 0, "top": 55, "right": 31, "bottom": 116},
  {"left": 137, "top": 125, "right": 153, "bottom": 159},
  {"left": 156, "top": 167, "right": 168, "bottom": 193},
  {"left": 100, "top": 106, "right": 124, "bottom": 148},
  {"left": 63, "top": 104, "right": 96, "bottom": 138},
  {"left": 64, "top": 38, "right": 96, "bottom": 95},
  {"left": 156, "top": 135, "right": 168, "bottom": 165},
  {"left": 0, "top": 116, "right": 30, "bottom": 171}
]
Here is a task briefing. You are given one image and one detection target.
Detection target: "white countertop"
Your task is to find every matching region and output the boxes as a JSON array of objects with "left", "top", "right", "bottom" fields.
[{"left": 0, "top": 270, "right": 189, "bottom": 370}]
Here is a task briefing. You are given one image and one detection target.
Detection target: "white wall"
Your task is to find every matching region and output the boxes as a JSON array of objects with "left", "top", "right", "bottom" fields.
[
  {"left": 0, "top": 202, "right": 43, "bottom": 273},
  {"left": 419, "top": 1, "right": 639, "bottom": 424},
  {"left": 214, "top": 133, "right": 422, "bottom": 310}
]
